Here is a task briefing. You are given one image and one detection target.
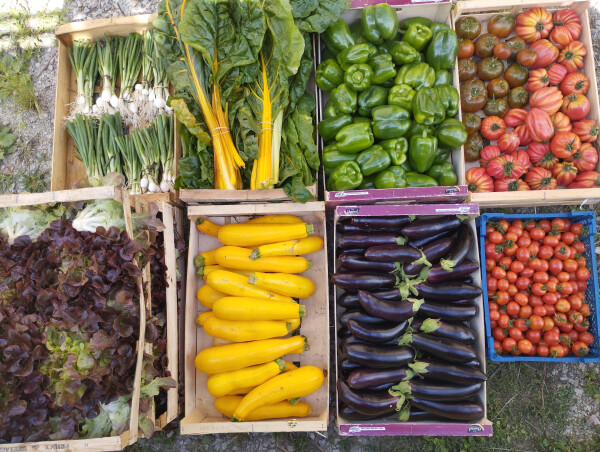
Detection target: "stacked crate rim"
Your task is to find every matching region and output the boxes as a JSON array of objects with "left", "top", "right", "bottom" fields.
[
  {"left": 181, "top": 202, "right": 329, "bottom": 434},
  {"left": 454, "top": 0, "right": 600, "bottom": 207},
  {"left": 317, "top": 0, "right": 469, "bottom": 209},
  {"left": 477, "top": 211, "right": 600, "bottom": 362},
  {"left": 52, "top": 15, "right": 180, "bottom": 206},
  {"left": 333, "top": 203, "right": 492, "bottom": 437}
]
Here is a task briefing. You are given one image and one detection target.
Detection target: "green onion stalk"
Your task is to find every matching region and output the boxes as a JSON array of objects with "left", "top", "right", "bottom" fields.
[
  {"left": 115, "top": 134, "right": 142, "bottom": 194},
  {"left": 139, "top": 30, "right": 154, "bottom": 97},
  {"left": 151, "top": 31, "right": 170, "bottom": 112},
  {"left": 68, "top": 40, "right": 98, "bottom": 114},
  {"left": 132, "top": 126, "right": 161, "bottom": 193},
  {"left": 98, "top": 113, "right": 123, "bottom": 174},
  {"left": 156, "top": 114, "right": 174, "bottom": 192},
  {"left": 66, "top": 114, "right": 103, "bottom": 178},
  {"left": 96, "top": 35, "right": 121, "bottom": 110},
  {"left": 118, "top": 32, "right": 143, "bottom": 118}
]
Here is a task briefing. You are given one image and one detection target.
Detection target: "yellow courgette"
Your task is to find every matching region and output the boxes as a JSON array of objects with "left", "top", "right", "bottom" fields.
[
  {"left": 244, "top": 214, "right": 305, "bottom": 224},
  {"left": 194, "top": 335, "right": 307, "bottom": 374},
  {"left": 196, "top": 218, "right": 221, "bottom": 237},
  {"left": 203, "top": 316, "right": 300, "bottom": 342},
  {"left": 198, "top": 265, "right": 253, "bottom": 280},
  {"left": 218, "top": 223, "right": 313, "bottom": 247},
  {"left": 213, "top": 337, "right": 235, "bottom": 346},
  {"left": 232, "top": 366, "right": 324, "bottom": 421},
  {"left": 207, "top": 359, "right": 286, "bottom": 398},
  {"left": 196, "top": 311, "right": 215, "bottom": 327},
  {"left": 212, "top": 297, "right": 304, "bottom": 321},
  {"left": 248, "top": 272, "right": 316, "bottom": 299},
  {"left": 197, "top": 285, "right": 226, "bottom": 309},
  {"left": 206, "top": 270, "right": 293, "bottom": 303},
  {"left": 194, "top": 249, "right": 218, "bottom": 268},
  {"left": 215, "top": 396, "right": 311, "bottom": 421},
  {"left": 226, "top": 386, "right": 255, "bottom": 395},
  {"left": 215, "top": 246, "right": 311, "bottom": 273},
  {"left": 250, "top": 236, "right": 324, "bottom": 260}
]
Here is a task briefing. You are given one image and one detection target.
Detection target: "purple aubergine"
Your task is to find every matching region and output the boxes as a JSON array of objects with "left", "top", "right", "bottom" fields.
[
  {"left": 348, "top": 319, "right": 409, "bottom": 343},
  {"left": 408, "top": 397, "right": 484, "bottom": 421},
  {"left": 415, "top": 282, "right": 482, "bottom": 301},
  {"left": 338, "top": 253, "right": 397, "bottom": 273},
  {"left": 343, "top": 342, "right": 415, "bottom": 368},
  {"left": 347, "top": 367, "right": 410, "bottom": 390},
  {"left": 398, "top": 406, "right": 440, "bottom": 421},
  {"left": 401, "top": 332, "right": 477, "bottom": 363},
  {"left": 337, "top": 247, "right": 365, "bottom": 256},
  {"left": 338, "top": 221, "right": 369, "bottom": 234},
  {"left": 338, "top": 380, "right": 403, "bottom": 416},
  {"left": 339, "top": 309, "right": 389, "bottom": 329},
  {"left": 400, "top": 216, "right": 461, "bottom": 240},
  {"left": 419, "top": 300, "right": 477, "bottom": 322},
  {"left": 395, "top": 379, "right": 482, "bottom": 402},
  {"left": 339, "top": 359, "right": 361, "bottom": 375},
  {"left": 337, "top": 327, "right": 352, "bottom": 339},
  {"left": 411, "top": 317, "right": 476, "bottom": 344},
  {"left": 350, "top": 216, "right": 412, "bottom": 230},
  {"left": 338, "top": 232, "right": 403, "bottom": 250},
  {"left": 363, "top": 244, "right": 422, "bottom": 263},
  {"left": 339, "top": 334, "right": 398, "bottom": 350},
  {"left": 439, "top": 224, "right": 473, "bottom": 269},
  {"left": 358, "top": 290, "right": 420, "bottom": 322},
  {"left": 463, "top": 359, "right": 483, "bottom": 369},
  {"left": 408, "top": 229, "right": 454, "bottom": 248},
  {"left": 340, "top": 405, "right": 395, "bottom": 420},
  {"left": 338, "top": 288, "right": 402, "bottom": 309},
  {"left": 409, "top": 360, "right": 486, "bottom": 385},
  {"left": 331, "top": 272, "right": 396, "bottom": 292},
  {"left": 403, "top": 236, "right": 456, "bottom": 275},
  {"left": 427, "top": 260, "right": 479, "bottom": 284}
]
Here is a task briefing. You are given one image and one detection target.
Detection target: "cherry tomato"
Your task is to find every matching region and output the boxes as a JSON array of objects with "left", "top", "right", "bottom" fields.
[
  {"left": 514, "top": 292, "right": 529, "bottom": 306},
  {"left": 542, "top": 317, "right": 555, "bottom": 331},
  {"left": 544, "top": 330, "right": 560, "bottom": 346},
  {"left": 551, "top": 218, "right": 566, "bottom": 232},
  {"left": 498, "top": 313, "right": 510, "bottom": 329},
  {"left": 568, "top": 330, "right": 579, "bottom": 344},
  {"left": 517, "top": 235, "right": 531, "bottom": 248},
  {"left": 507, "top": 301, "right": 521, "bottom": 316},
  {"left": 492, "top": 266, "right": 507, "bottom": 279},
  {"left": 494, "top": 339, "right": 504, "bottom": 354},
  {"left": 538, "top": 220, "right": 552, "bottom": 232},
  {"left": 546, "top": 281, "right": 558, "bottom": 293},
  {"left": 497, "top": 220, "right": 510, "bottom": 234},
  {"left": 561, "top": 231, "right": 575, "bottom": 245},
  {"left": 510, "top": 260, "right": 525, "bottom": 274},
  {"left": 521, "top": 266, "right": 534, "bottom": 278},
  {"left": 576, "top": 255, "right": 587, "bottom": 267},
  {"left": 573, "top": 241, "right": 585, "bottom": 254},
  {"left": 503, "top": 337, "right": 518, "bottom": 353},
  {"left": 550, "top": 344, "right": 565, "bottom": 357},
  {"left": 554, "top": 245, "right": 571, "bottom": 261},
  {"left": 568, "top": 295, "right": 583, "bottom": 311},
  {"left": 572, "top": 341, "right": 589, "bottom": 357},
  {"left": 515, "top": 276, "right": 531, "bottom": 290},
  {"left": 509, "top": 327, "right": 523, "bottom": 340},
  {"left": 520, "top": 305, "right": 533, "bottom": 319},
  {"left": 556, "top": 271, "right": 570, "bottom": 283},
  {"left": 581, "top": 303, "right": 591, "bottom": 317},
  {"left": 504, "top": 242, "right": 518, "bottom": 257},
  {"left": 555, "top": 299, "right": 571, "bottom": 313},
  {"left": 554, "top": 312, "right": 568, "bottom": 326},
  {"left": 529, "top": 294, "right": 543, "bottom": 308},
  {"left": 538, "top": 245, "right": 554, "bottom": 260},
  {"left": 545, "top": 304, "right": 556, "bottom": 316},
  {"left": 569, "top": 311, "right": 584, "bottom": 325},
  {"left": 576, "top": 267, "right": 591, "bottom": 281},
  {"left": 529, "top": 315, "right": 544, "bottom": 330},
  {"left": 486, "top": 258, "right": 497, "bottom": 271},
  {"left": 497, "top": 278, "right": 510, "bottom": 292},
  {"left": 507, "top": 284, "right": 518, "bottom": 297},
  {"left": 543, "top": 235, "right": 560, "bottom": 247},
  {"left": 489, "top": 230, "right": 504, "bottom": 244},
  {"left": 548, "top": 258, "right": 564, "bottom": 274},
  {"left": 527, "top": 329, "right": 542, "bottom": 343},
  {"left": 489, "top": 309, "right": 501, "bottom": 321},
  {"left": 570, "top": 222, "right": 583, "bottom": 235},
  {"left": 533, "top": 305, "right": 547, "bottom": 316},
  {"left": 574, "top": 319, "right": 590, "bottom": 333},
  {"left": 558, "top": 281, "right": 573, "bottom": 296},
  {"left": 506, "top": 270, "right": 518, "bottom": 283},
  {"left": 530, "top": 227, "right": 546, "bottom": 241},
  {"left": 579, "top": 331, "right": 594, "bottom": 346},
  {"left": 533, "top": 271, "right": 549, "bottom": 284},
  {"left": 558, "top": 322, "right": 573, "bottom": 333},
  {"left": 485, "top": 242, "right": 503, "bottom": 260},
  {"left": 531, "top": 283, "right": 547, "bottom": 296},
  {"left": 517, "top": 339, "right": 534, "bottom": 354},
  {"left": 538, "top": 260, "right": 549, "bottom": 273},
  {"left": 543, "top": 292, "right": 558, "bottom": 305},
  {"left": 516, "top": 247, "right": 531, "bottom": 262},
  {"left": 537, "top": 344, "right": 550, "bottom": 357},
  {"left": 495, "top": 290, "right": 510, "bottom": 305}
]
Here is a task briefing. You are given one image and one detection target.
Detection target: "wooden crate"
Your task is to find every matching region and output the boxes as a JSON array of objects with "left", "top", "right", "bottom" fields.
[
  {"left": 52, "top": 15, "right": 180, "bottom": 205},
  {"left": 318, "top": 0, "right": 469, "bottom": 206},
  {"left": 180, "top": 202, "right": 329, "bottom": 434},
  {"left": 455, "top": 0, "right": 600, "bottom": 207},
  {"left": 333, "top": 203, "right": 492, "bottom": 436}
]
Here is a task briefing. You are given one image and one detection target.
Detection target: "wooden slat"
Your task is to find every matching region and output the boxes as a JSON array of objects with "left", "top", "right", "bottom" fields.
[
  {"left": 179, "top": 185, "right": 318, "bottom": 205},
  {"left": 0, "top": 432, "right": 130, "bottom": 452},
  {"left": 0, "top": 186, "right": 121, "bottom": 208}
]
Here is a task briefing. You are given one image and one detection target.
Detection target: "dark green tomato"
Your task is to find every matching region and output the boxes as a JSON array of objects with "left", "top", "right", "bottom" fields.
[
  {"left": 456, "top": 16, "right": 482, "bottom": 40},
  {"left": 458, "top": 58, "right": 477, "bottom": 82},
  {"left": 474, "top": 33, "right": 499, "bottom": 58},
  {"left": 477, "top": 57, "right": 504, "bottom": 81},
  {"left": 483, "top": 97, "right": 508, "bottom": 117},
  {"left": 462, "top": 112, "right": 482, "bottom": 135},
  {"left": 506, "top": 36, "right": 526, "bottom": 60},
  {"left": 487, "top": 78, "right": 510, "bottom": 98},
  {"left": 504, "top": 63, "right": 529, "bottom": 88},
  {"left": 460, "top": 79, "right": 488, "bottom": 113},
  {"left": 507, "top": 86, "right": 530, "bottom": 109},
  {"left": 464, "top": 133, "right": 484, "bottom": 162}
]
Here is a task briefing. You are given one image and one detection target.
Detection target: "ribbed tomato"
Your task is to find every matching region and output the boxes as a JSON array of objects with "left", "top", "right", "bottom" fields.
[
  {"left": 572, "top": 120, "right": 599, "bottom": 143},
  {"left": 526, "top": 68, "right": 549, "bottom": 92},
  {"left": 504, "top": 108, "right": 528, "bottom": 127},
  {"left": 550, "top": 112, "right": 572, "bottom": 134},
  {"left": 494, "top": 178, "right": 530, "bottom": 191},
  {"left": 480, "top": 145, "right": 502, "bottom": 168},
  {"left": 511, "top": 149, "right": 531, "bottom": 173},
  {"left": 488, "top": 154, "right": 522, "bottom": 179},
  {"left": 567, "top": 142, "right": 599, "bottom": 171},
  {"left": 529, "top": 87, "right": 564, "bottom": 116},
  {"left": 498, "top": 131, "right": 521, "bottom": 153},
  {"left": 528, "top": 142, "right": 557, "bottom": 170},
  {"left": 466, "top": 167, "right": 494, "bottom": 192},
  {"left": 525, "top": 167, "right": 557, "bottom": 190},
  {"left": 561, "top": 93, "right": 590, "bottom": 121},
  {"left": 550, "top": 9, "right": 582, "bottom": 49},
  {"left": 552, "top": 161, "right": 579, "bottom": 186},
  {"left": 567, "top": 171, "right": 600, "bottom": 189},
  {"left": 560, "top": 72, "right": 590, "bottom": 96},
  {"left": 529, "top": 39, "right": 559, "bottom": 69},
  {"left": 557, "top": 41, "right": 586, "bottom": 73},
  {"left": 481, "top": 116, "right": 506, "bottom": 141},
  {"left": 551, "top": 132, "right": 581, "bottom": 159},
  {"left": 526, "top": 108, "right": 555, "bottom": 143},
  {"left": 514, "top": 124, "right": 532, "bottom": 146},
  {"left": 546, "top": 63, "right": 568, "bottom": 85},
  {"left": 515, "top": 7, "right": 553, "bottom": 43}
]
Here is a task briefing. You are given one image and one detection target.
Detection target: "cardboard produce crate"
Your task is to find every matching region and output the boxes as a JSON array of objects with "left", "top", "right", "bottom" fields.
[
  {"left": 333, "top": 203, "right": 492, "bottom": 436},
  {"left": 181, "top": 202, "right": 329, "bottom": 434},
  {"left": 455, "top": 0, "right": 600, "bottom": 207},
  {"left": 317, "top": 0, "right": 469, "bottom": 207}
]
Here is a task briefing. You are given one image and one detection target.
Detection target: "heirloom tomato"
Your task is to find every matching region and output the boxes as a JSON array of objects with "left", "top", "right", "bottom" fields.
[
  {"left": 515, "top": 7, "right": 553, "bottom": 43},
  {"left": 546, "top": 63, "right": 568, "bottom": 85},
  {"left": 525, "top": 167, "right": 557, "bottom": 190},
  {"left": 557, "top": 41, "right": 586, "bottom": 73},
  {"left": 561, "top": 93, "right": 590, "bottom": 121},
  {"left": 529, "top": 86, "right": 563, "bottom": 116},
  {"left": 560, "top": 72, "right": 589, "bottom": 96},
  {"left": 526, "top": 108, "right": 555, "bottom": 143},
  {"left": 481, "top": 116, "right": 506, "bottom": 141},
  {"left": 550, "top": 131, "right": 581, "bottom": 159},
  {"left": 550, "top": 9, "right": 582, "bottom": 48},
  {"left": 550, "top": 112, "right": 572, "bottom": 134},
  {"left": 552, "top": 161, "right": 579, "bottom": 186},
  {"left": 529, "top": 39, "right": 559, "bottom": 69},
  {"left": 572, "top": 120, "right": 599, "bottom": 143},
  {"left": 466, "top": 167, "right": 494, "bottom": 192},
  {"left": 526, "top": 68, "right": 549, "bottom": 92},
  {"left": 567, "top": 144, "right": 599, "bottom": 172},
  {"left": 498, "top": 131, "right": 521, "bottom": 153}
]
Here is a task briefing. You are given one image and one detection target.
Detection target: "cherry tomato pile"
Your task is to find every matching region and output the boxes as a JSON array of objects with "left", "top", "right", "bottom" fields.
[
  {"left": 457, "top": 7, "right": 600, "bottom": 193},
  {"left": 484, "top": 217, "right": 595, "bottom": 358}
]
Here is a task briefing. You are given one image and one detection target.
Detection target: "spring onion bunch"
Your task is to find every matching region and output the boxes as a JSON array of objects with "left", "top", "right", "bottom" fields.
[
  {"left": 98, "top": 113, "right": 123, "bottom": 174},
  {"left": 96, "top": 35, "right": 121, "bottom": 111},
  {"left": 131, "top": 126, "right": 160, "bottom": 194},
  {"left": 157, "top": 114, "right": 174, "bottom": 192},
  {"left": 66, "top": 114, "right": 102, "bottom": 178},
  {"left": 68, "top": 40, "right": 98, "bottom": 114},
  {"left": 115, "top": 133, "right": 142, "bottom": 194},
  {"left": 118, "top": 32, "right": 143, "bottom": 118},
  {"left": 150, "top": 31, "right": 171, "bottom": 113}
]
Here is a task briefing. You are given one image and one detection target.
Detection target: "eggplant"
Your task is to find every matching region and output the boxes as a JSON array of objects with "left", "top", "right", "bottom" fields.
[
  {"left": 364, "top": 244, "right": 422, "bottom": 263},
  {"left": 338, "top": 222, "right": 370, "bottom": 234},
  {"left": 408, "top": 229, "right": 454, "bottom": 248},
  {"left": 394, "top": 379, "right": 482, "bottom": 402},
  {"left": 419, "top": 300, "right": 477, "bottom": 322},
  {"left": 398, "top": 406, "right": 439, "bottom": 421},
  {"left": 338, "top": 254, "right": 397, "bottom": 273},
  {"left": 367, "top": 382, "right": 395, "bottom": 392},
  {"left": 337, "top": 380, "right": 402, "bottom": 416},
  {"left": 408, "top": 397, "right": 484, "bottom": 421},
  {"left": 426, "top": 260, "right": 479, "bottom": 284},
  {"left": 332, "top": 272, "right": 396, "bottom": 292},
  {"left": 340, "top": 405, "right": 395, "bottom": 420},
  {"left": 339, "top": 334, "right": 397, "bottom": 350},
  {"left": 338, "top": 289, "right": 402, "bottom": 309},
  {"left": 358, "top": 290, "right": 420, "bottom": 322},
  {"left": 339, "top": 232, "right": 403, "bottom": 250},
  {"left": 401, "top": 216, "right": 461, "bottom": 240},
  {"left": 403, "top": 236, "right": 456, "bottom": 275},
  {"left": 343, "top": 342, "right": 415, "bottom": 368},
  {"left": 339, "top": 359, "right": 361, "bottom": 375},
  {"left": 439, "top": 224, "right": 473, "bottom": 269},
  {"left": 409, "top": 360, "right": 487, "bottom": 385},
  {"left": 337, "top": 247, "right": 365, "bottom": 256},
  {"left": 350, "top": 216, "right": 412, "bottom": 230},
  {"left": 401, "top": 332, "right": 477, "bottom": 363},
  {"left": 411, "top": 318, "right": 476, "bottom": 344},
  {"left": 337, "top": 327, "right": 352, "bottom": 339},
  {"left": 464, "top": 359, "right": 483, "bottom": 369},
  {"left": 416, "top": 282, "right": 482, "bottom": 301},
  {"left": 347, "top": 367, "right": 410, "bottom": 390},
  {"left": 348, "top": 319, "right": 408, "bottom": 344},
  {"left": 339, "top": 309, "right": 389, "bottom": 329}
]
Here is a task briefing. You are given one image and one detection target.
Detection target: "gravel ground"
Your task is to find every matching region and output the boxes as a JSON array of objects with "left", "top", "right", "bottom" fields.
[{"left": 2, "top": 1, "right": 600, "bottom": 451}]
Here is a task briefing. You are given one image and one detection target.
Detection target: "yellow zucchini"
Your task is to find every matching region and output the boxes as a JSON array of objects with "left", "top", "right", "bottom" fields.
[
  {"left": 203, "top": 315, "right": 301, "bottom": 342},
  {"left": 213, "top": 337, "right": 235, "bottom": 346},
  {"left": 248, "top": 272, "right": 316, "bottom": 299},
  {"left": 215, "top": 246, "right": 311, "bottom": 274},
  {"left": 196, "top": 218, "right": 221, "bottom": 237},
  {"left": 196, "top": 285, "right": 226, "bottom": 309},
  {"left": 194, "top": 335, "right": 307, "bottom": 374},
  {"left": 212, "top": 297, "right": 304, "bottom": 321},
  {"left": 207, "top": 359, "right": 286, "bottom": 398},
  {"left": 232, "top": 366, "right": 324, "bottom": 421},
  {"left": 244, "top": 215, "right": 304, "bottom": 225},
  {"left": 196, "top": 311, "right": 215, "bottom": 327},
  {"left": 226, "top": 386, "right": 255, "bottom": 395},
  {"left": 206, "top": 270, "right": 293, "bottom": 303},
  {"left": 250, "top": 236, "right": 324, "bottom": 260},
  {"left": 217, "top": 223, "right": 313, "bottom": 247},
  {"left": 194, "top": 248, "right": 218, "bottom": 268},
  {"left": 284, "top": 360, "right": 298, "bottom": 371},
  {"left": 198, "top": 265, "right": 253, "bottom": 280},
  {"left": 215, "top": 396, "right": 311, "bottom": 421}
]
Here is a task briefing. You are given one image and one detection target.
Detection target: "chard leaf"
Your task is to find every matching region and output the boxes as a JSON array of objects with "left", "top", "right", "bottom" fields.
[
  {"left": 293, "top": 0, "right": 350, "bottom": 33},
  {"left": 289, "top": 0, "right": 319, "bottom": 18},
  {"left": 170, "top": 98, "right": 211, "bottom": 145}
]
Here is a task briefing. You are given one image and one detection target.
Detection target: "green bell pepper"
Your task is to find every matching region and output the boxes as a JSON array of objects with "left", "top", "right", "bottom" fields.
[
  {"left": 402, "top": 23, "right": 432, "bottom": 51},
  {"left": 434, "top": 69, "right": 452, "bottom": 86},
  {"left": 413, "top": 87, "right": 445, "bottom": 125},
  {"left": 406, "top": 123, "right": 435, "bottom": 139},
  {"left": 356, "top": 145, "right": 391, "bottom": 176},
  {"left": 371, "top": 105, "right": 411, "bottom": 140},
  {"left": 344, "top": 63, "right": 373, "bottom": 91},
  {"left": 331, "top": 83, "right": 357, "bottom": 114},
  {"left": 323, "top": 147, "right": 356, "bottom": 173},
  {"left": 323, "top": 19, "right": 356, "bottom": 54},
  {"left": 394, "top": 62, "right": 435, "bottom": 91},
  {"left": 400, "top": 160, "right": 413, "bottom": 173},
  {"left": 358, "top": 85, "right": 389, "bottom": 116},
  {"left": 349, "top": 20, "right": 368, "bottom": 44},
  {"left": 406, "top": 172, "right": 438, "bottom": 187},
  {"left": 388, "top": 84, "right": 416, "bottom": 111},
  {"left": 426, "top": 28, "right": 458, "bottom": 70},
  {"left": 337, "top": 43, "right": 375, "bottom": 70},
  {"left": 353, "top": 116, "right": 371, "bottom": 125},
  {"left": 361, "top": 3, "right": 399, "bottom": 45},
  {"left": 409, "top": 131, "right": 438, "bottom": 173},
  {"left": 429, "top": 22, "right": 451, "bottom": 36},
  {"left": 318, "top": 115, "right": 353, "bottom": 142},
  {"left": 435, "top": 118, "right": 468, "bottom": 149},
  {"left": 359, "top": 174, "right": 376, "bottom": 189},
  {"left": 388, "top": 41, "right": 420, "bottom": 65},
  {"left": 315, "top": 59, "right": 344, "bottom": 93},
  {"left": 434, "top": 146, "right": 451, "bottom": 164},
  {"left": 335, "top": 122, "right": 375, "bottom": 153},
  {"left": 330, "top": 161, "right": 363, "bottom": 190},
  {"left": 367, "top": 54, "right": 397, "bottom": 85},
  {"left": 427, "top": 161, "right": 458, "bottom": 186},
  {"left": 323, "top": 100, "right": 339, "bottom": 119},
  {"left": 374, "top": 165, "right": 407, "bottom": 189},
  {"left": 400, "top": 17, "right": 433, "bottom": 34},
  {"left": 380, "top": 137, "right": 408, "bottom": 166},
  {"left": 434, "top": 84, "right": 459, "bottom": 117}
]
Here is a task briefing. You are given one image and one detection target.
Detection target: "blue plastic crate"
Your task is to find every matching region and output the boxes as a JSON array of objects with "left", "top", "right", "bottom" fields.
[{"left": 477, "top": 211, "right": 600, "bottom": 363}]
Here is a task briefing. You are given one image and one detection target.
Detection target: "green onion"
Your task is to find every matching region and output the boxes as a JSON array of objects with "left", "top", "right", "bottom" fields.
[
  {"left": 97, "top": 35, "right": 121, "bottom": 110},
  {"left": 157, "top": 114, "right": 174, "bottom": 192},
  {"left": 68, "top": 40, "right": 98, "bottom": 114},
  {"left": 98, "top": 113, "right": 123, "bottom": 174},
  {"left": 118, "top": 32, "right": 143, "bottom": 116},
  {"left": 115, "top": 134, "right": 142, "bottom": 194},
  {"left": 66, "top": 114, "right": 102, "bottom": 178}
]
